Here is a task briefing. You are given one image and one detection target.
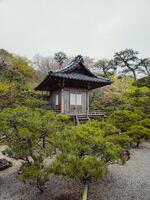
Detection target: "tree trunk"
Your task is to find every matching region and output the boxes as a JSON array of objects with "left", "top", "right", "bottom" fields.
[
  {"left": 145, "top": 67, "right": 150, "bottom": 76},
  {"left": 26, "top": 157, "right": 31, "bottom": 165},
  {"left": 125, "top": 150, "right": 130, "bottom": 160},
  {"left": 136, "top": 141, "right": 140, "bottom": 148},
  {"left": 42, "top": 137, "right": 45, "bottom": 148},
  {"left": 130, "top": 142, "right": 132, "bottom": 147},
  {"left": 132, "top": 70, "right": 137, "bottom": 80},
  {"left": 82, "top": 182, "right": 89, "bottom": 200},
  {"left": 37, "top": 181, "right": 44, "bottom": 194}
]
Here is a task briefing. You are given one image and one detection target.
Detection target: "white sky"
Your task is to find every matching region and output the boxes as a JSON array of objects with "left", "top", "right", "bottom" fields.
[{"left": 0, "top": 0, "right": 150, "bottom": 60}]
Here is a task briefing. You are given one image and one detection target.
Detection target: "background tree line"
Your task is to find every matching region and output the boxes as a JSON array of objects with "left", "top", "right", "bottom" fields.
[{"left": 33, "top": 49, "right": 150, "bottom": 81}]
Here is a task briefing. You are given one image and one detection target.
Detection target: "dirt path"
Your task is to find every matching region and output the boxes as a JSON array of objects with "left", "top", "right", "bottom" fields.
[{"left": 0, "top": 143, "right": 150, "bottom": 200}]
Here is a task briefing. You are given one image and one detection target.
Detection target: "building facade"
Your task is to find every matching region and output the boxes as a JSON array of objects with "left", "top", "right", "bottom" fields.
[{"left": 35, "top": 55, "right": 111, "bottom": 116}]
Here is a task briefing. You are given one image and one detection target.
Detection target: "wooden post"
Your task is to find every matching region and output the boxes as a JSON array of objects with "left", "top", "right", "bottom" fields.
[
  {"left": 82, "top": 183, "right": 88, "bottom": 200},
  {"left": 61, "top": 79, "right": 65, "bottom": 114},
  {"left": 86, "top": 91, "right": 89, "bottom": 115},
  {"left": 61, "top": 89, "right": 64, "bottom": 113}
]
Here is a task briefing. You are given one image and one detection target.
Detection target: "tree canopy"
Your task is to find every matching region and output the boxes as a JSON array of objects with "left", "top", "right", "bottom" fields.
[
  {"left": 114, "top": 49, "right": 141, "bottom": 80},
  {"left": 94, "top": 59, "right": 116, "bottom": 77}
]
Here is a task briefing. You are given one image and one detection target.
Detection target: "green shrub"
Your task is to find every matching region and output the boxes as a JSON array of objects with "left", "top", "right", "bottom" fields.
[
  {"left": 87, "top": 120, "right": 118, "bottom": 136},
  {"left": 109, "top": 110, "right": 143, "bottom": 132},
  {"left": 51, "top": 123, "right": 123, "bottom": 181},
  {"left": 133, "top": 76, "right": 150, "bottom": 88},
  {"left": 105, "top": 134, "right": 132, "bottom": 149},
  {"left": 0, "top": 106, "right": 71, "bottom": 192},
  {"left": 140, "top": 118, "right": 150, "bottom": 129},
  {"left": 126, "top": 125, "right": 150, "bottom": 147}
]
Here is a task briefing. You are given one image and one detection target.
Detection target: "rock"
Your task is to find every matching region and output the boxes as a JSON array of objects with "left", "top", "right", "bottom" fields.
[
  {"left": 0, "top": 158, "right": 12, "bottom": 171},
  {"left": 18, "top": 163, "right": 27, "bottom": 174}
]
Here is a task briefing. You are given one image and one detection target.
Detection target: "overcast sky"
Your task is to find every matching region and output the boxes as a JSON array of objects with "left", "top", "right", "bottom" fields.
[{"left": 0, "top": 0, "right": 150, "bottom": 60}]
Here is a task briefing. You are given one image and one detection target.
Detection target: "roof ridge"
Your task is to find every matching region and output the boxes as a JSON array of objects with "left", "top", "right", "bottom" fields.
[
  {"left": 55, "top": 55, "right": 82, "bottom": 73},
  {"left": 52, "top": 55, "right": 98, "bottom": 79}
]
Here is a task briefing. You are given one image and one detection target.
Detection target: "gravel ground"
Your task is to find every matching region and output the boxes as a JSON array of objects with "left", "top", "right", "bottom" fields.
[{"left": 0, "top": 142, "right": 150, "bottom": 200}]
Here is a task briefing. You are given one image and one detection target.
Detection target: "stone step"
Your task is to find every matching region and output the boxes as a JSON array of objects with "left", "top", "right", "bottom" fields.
[
  {"left": 77, "top": 115, "right": 89, "bottom": 118},
  {"left": 78, "top": 118, "right": 89, "bottom": 120}
]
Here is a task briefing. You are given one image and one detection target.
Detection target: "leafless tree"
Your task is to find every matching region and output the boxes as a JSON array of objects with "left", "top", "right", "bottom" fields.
[
  {"left": 33, "top": 54, "right": 58, "bottom": 71},
  {"left": 33, "top": 54, "right": 59, "bottom": 80},
  {"left": 83, "top": 56, "right": 95, "bottom": 68}
]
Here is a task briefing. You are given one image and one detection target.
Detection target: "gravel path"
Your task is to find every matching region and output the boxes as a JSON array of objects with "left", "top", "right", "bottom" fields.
[
  {"left": 0, "top": 142, "right": 150, "bottom": 200},
  {"left": 89, "top": 142, "right": 150, "bottom": 200}
]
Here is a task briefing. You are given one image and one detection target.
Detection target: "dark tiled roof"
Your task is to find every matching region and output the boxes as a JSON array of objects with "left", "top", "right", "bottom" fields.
[
  {"left": 35, "top": 55, "right": 112, "bottom": 90},
  {"left": 56, "top": 55, "right": 96, "bottom": 77},
  {"left": 50, "top": 72, "right": 110, "bottom": 83},
  {"left": 48, "top": 55, "right": 111, "bottom": 83}
]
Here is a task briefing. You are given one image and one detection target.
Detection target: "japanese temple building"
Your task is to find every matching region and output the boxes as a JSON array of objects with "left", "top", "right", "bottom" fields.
[{"left": 35, "top": 55, "right": 111, "bottom": 123}]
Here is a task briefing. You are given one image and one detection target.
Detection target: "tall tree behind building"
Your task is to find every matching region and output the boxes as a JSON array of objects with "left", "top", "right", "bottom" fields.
[
  {"left": 54, "top": 51, "right": 68, "bottom": 70},
  {"left": 114, "top": 49, "right": 142, "bottom": 80},
  {"left": 94, "top": 59, "right": 116, "bottom": 77}
]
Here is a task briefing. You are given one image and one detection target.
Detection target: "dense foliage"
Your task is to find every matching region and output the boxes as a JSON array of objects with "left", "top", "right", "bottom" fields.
[
  {"left": 0, "top": 49, "right": 149, "bottom": 198},
  {"left": 50, "top": 123, "right": 123, "bottom": 182}
]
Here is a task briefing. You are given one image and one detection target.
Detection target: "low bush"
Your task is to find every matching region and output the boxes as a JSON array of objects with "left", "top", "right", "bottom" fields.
[{"left": 126, "top": 125, "right": 150, "bottom": 147}]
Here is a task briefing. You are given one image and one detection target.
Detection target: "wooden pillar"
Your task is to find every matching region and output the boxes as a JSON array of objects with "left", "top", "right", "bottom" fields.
[
  {"left": 61, "top": 79, "right": 65, "bottom": 113},
  {"left": 87, "top": 83, "right": 91, "bottom": 115},
  {"left": 61, "top": 89, "right": 64, "bottom": 113},
  {"left": 86, "top": 90, "right": 89, "bottom": 115}
]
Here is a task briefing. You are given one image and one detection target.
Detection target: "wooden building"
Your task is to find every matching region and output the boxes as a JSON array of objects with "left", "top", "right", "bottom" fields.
[{"left": 35, "top": 55, "right": 112, "bottom": 123}]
